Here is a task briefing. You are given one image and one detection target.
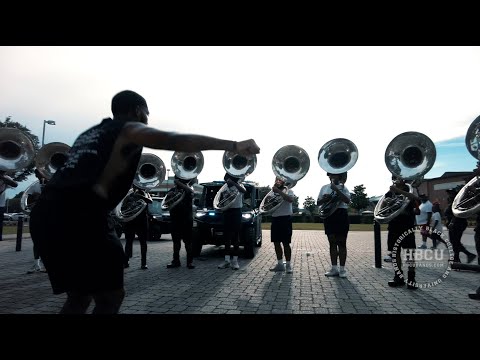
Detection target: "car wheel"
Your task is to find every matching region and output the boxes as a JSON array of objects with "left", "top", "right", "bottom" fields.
[
  {"left": 255, "top": 228, "right": 262, "bottom": 247},
  {"left": 192, "top": 228, "right": 203, "bottom": 257},
  {"left": 243, "top": 227, "right": 255, "bottom": 259}
]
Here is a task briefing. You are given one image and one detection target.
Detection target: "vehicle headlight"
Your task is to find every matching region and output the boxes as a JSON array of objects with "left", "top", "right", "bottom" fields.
[
  {"left": 196, "top": 211, "right": 207, "bottom": 218},
  {"left": 242, "top": 213, "right": 252, "bottom": 220}
]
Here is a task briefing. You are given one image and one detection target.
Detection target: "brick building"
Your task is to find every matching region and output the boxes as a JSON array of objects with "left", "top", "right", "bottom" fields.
[{"left": 417, "top": 171, "right": 474, "bottom": 211}]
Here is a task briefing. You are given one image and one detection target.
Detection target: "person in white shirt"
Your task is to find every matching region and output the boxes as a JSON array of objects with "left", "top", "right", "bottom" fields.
[
  {"left": 218, "top": 173, "right": 246, "bottom": 270},
  {"left": 268, "top": 177, "right": 295, "bottom": 273},
  {"left": 427, "top": 202, "right": 446, "bottom": 249},
  {"left": 317, "top": 172, "right": 351, "bottom": 278},
  {"left": 416, "top": 194, "right": 433, "bottom": 249},
  {"left": 0, "top": 170, "right": 18, "bottom": 242}
]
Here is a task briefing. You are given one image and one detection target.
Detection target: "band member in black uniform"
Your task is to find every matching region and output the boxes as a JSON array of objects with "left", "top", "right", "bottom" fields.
[
  {"left": 464, "top": 164, "right": 480, "bottom": 300},
  {"left": 317, "top": 172, "right": 351, "bottom": 278},
  {"left": 0, "top": 171, "right": 18, "bottom": 242},
  {"left": 218, "top": 173, "right": 246, "bottom": 270},
  {"left": 27, "top": 169, "right": 48, "bottom": 273},
  {"left": 167, "top": 176, "right": 195, "bottom": 269},
  {"left": 29, "top": 90, "right": 260, "bottom": 314},
  {"left": 445, "top": 188, "right": 476, "bottom": 263},
  {"left": 123, "top": 185, "right": 152, "bottom": 270},
  {"left": 384, "top": 176, "right": 420, "bottom": 289}
]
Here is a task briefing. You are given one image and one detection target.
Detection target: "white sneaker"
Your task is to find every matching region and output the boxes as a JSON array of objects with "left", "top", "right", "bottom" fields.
[
  {"left": 339, "top": 269, "right": 347, "bottom": 278},
  {"left": 26, "top": 264, "right": 41, "bottom": 274},
  {"left": 218, "top": 261, "right": 231, "bottom": 269},
  {"left": 269, "top": 263, "right": 286, "bottom": 272},
  {"left": 231, "top": 259, "right": 240, "bottom": 270},
  {"left": 325, "top": 268, "right": 339, "bottom": 277},
  {"left": 285, "top": 264, "right": 293, "bottom": 273}
]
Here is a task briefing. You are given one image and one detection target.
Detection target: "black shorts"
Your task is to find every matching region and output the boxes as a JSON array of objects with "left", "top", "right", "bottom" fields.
[
  {"left": 271, "top": 215, "right": 292, "bottom": 244},
  {"left": 387, "top": 230, "right": 416, "bottom": 251},
  {"left": 30, "top": 191, "right": 125, "bottom": 295},
  {"left": 324, "top": 208, "right": 349, "bottom": 236}
]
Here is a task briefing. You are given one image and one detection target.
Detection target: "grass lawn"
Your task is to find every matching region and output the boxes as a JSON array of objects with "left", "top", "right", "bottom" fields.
[{"left": 2, "top": 225, "right": 30, "bottom": 235}]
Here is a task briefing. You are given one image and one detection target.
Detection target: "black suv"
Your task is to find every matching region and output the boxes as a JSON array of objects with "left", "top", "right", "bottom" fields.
[
  {"left": 192, "top": 181, "right": 262, "bottom": 258},
  {"left": 147, "top": 196, "right": 171, "bottom": 240}
]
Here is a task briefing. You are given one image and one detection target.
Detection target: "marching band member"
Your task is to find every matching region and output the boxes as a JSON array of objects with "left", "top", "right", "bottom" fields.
[
  {"left": 384, "top": 176, "right": 420, "bottom": 289},
  {"left": 268, "top": 177, "right": 295, "bottom": 273},
  {"left": 218, "top": 173, "right": 246, "bottom": 270},
  {"left": 317, "top": 172, "right": 351, "bottom": 278},
  {"left": 29, "top": 90, "right": 260, "bottom": 314},
  {"left": 123, "top": 184, "right": 152, "bottom": 270},
  {"left": 26, "top": 169, "right": 48, "bottom": 273},
  {"left": 167, "top": 176, "right": 196, "bottom": 269},
  {"left": 0, "top": 171, "right": 18, "bottom": 242}
]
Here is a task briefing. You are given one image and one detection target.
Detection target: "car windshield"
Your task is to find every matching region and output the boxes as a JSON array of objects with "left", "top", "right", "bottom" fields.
[{"left": 148, "top": 198, "right": 163, "bottom": 215}]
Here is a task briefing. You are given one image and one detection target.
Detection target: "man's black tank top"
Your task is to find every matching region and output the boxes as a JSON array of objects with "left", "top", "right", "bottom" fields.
[{"left": 46, "top": 116, "right": 142, "bottom": 210}]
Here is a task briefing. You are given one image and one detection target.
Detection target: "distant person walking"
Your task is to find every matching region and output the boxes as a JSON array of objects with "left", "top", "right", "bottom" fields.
[{"left": 416, "top": 194, "right": 433, "bottom": 249}]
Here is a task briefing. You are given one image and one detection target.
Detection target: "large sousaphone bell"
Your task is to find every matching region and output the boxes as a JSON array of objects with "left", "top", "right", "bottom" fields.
[
  {"left": 452, "top": 115, "right": 480, "bottom": 218},
  {"left": 213, "top": 151, "right": 257, "bottom": 211},
  {"left": 374, "top": 132, "right": 436, "bottom": 223},
  {"left": 318, "top": 138, "right": 358, "bottom": 219},
  {"left": 21, "top": 142, "right": 71, "bottom": 213},
  {"left": 0, "top": 128, "right": 35, "bottom": 174},
  {"left": 259, "top": 145, "right": 310, "bottom": 214},
  {"left": 161, "top": 151, "right": 204, "bottom": 211},
  {"left": 115, "top": 153, "right": 166, "bottom": 222}
]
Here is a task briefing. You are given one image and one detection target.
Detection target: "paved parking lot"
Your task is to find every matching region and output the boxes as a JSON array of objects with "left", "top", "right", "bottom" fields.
[{"left": 0, "top": 229, "right": 479, "bottom": 314}]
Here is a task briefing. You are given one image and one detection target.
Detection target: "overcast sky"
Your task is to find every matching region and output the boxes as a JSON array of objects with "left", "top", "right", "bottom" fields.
[{"left": 1, "top": 46, "right": 479, "bottom": 205}]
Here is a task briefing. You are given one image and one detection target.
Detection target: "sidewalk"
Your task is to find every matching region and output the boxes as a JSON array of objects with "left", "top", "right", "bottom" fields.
[{"left": 0, "top": 230, "right": 479, "bottom": 314}]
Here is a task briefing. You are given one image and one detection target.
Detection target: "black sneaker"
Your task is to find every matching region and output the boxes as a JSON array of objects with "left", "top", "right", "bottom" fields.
[
  {"left": 388, "top": 277, "right": 405, "bottom": 287},
  {"left": 141, "top": 264, "right": 148, "bottom": 270},
  {"left": 167, "top": 261, "right": 181, "bottom": 268},
  {"left": 187, "top": 263, "right": 195, "bottom": 269},
  {"left": 407, "top": 281, "right": 418, "bottom": 290}
]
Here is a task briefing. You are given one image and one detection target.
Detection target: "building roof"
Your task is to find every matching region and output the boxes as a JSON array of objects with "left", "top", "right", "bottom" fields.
[{"left": 425, "top": 171, "right": 473, "bottom": 180}]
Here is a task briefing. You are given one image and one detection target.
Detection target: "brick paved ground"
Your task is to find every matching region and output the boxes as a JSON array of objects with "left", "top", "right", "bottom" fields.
[{"left": 1, "top": 229, "right": 479, "bottom": 314}]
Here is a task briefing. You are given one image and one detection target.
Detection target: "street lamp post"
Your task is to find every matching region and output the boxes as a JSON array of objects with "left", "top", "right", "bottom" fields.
[{"left": 42, "top": 120, "right": 56, "bottom": 147}]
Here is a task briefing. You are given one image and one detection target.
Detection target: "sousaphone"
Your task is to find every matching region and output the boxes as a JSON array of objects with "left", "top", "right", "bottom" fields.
[
  {"left": 21, "top": 142, "right": 71, "bottom": 213},
  {"left": 115, "top": 153, "right": 166, "bottom": 222},
  {"left": 213, "top": 151, "right": 256, "bottom": 211},
  {"left": 318, "top": 138, "right": 358, "bottom": 219},
  {"left": 374, "top": 132, "right": 436, "bottom": 223},
  {"left": 259, "top": 145, "right": 310, "bottom": 214},
  {"left": 452, "top": 115, "right": 480, "bottom": 218},
  {"left": 0, "top": 128, "right": 35, "bottom": 174},
  {"left": 161, "top": 151, "right": 204, "bottom": 210}
]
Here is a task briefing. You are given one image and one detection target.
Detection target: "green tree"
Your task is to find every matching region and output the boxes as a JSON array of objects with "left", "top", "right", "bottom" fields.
[
  {"left": 292, "top": 195, "right": 299, "bottom": 213},
  {"left": 303, "top": 196, "right": 317, "bottom": 215},
  {"left": 1, "top": 116, "right": 40, "bottom": 182},
  {"left": 350, "top": 184, "right": 369, "bottom": 214}
]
